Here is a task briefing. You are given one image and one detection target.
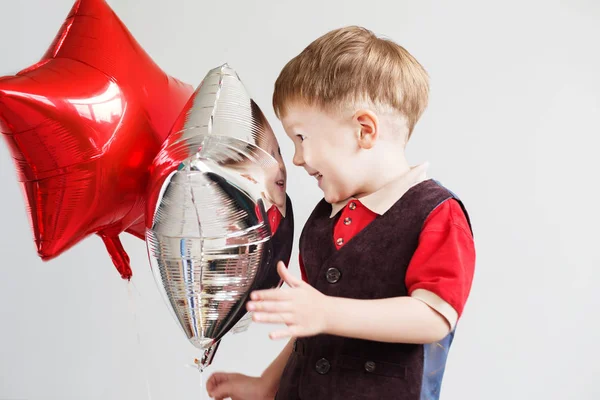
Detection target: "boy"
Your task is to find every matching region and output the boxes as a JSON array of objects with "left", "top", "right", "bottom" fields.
[
  {"left": 230, "top": 100, "right": 295, "bottom": 334},
  {"left": 207, "top": 25, "right": 475, "bottom": 400}
]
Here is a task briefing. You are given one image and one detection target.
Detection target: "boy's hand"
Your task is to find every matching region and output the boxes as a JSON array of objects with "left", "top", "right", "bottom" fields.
[
  {"left": 206, "top": 372, "right": 273, "bottom": 400},
  {"left": 247, "top": 261, "right": 330, "bottom": 339}
]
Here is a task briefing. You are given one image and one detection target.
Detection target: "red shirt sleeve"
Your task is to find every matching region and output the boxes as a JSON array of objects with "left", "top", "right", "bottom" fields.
[{"left": 405, "top": 198, "right": 475, "bottom": 320}]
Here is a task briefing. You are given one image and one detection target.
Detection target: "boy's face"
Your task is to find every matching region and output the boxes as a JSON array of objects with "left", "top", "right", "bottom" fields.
[
  {"left": 281, "top": 103, "right": 365, "bottom": 204},
  {"left": 261, "top": 128, "right": 287, "bottom": 210}
]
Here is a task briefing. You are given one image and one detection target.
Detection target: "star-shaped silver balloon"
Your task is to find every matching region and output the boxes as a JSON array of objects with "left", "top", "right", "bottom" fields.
[{"left": 146, "top": 64, "right": 294, "bottom": 369}]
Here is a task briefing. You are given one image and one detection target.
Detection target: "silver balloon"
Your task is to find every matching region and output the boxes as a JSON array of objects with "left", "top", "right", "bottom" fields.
[{"left": 145, "top": 64, "right": 293, "bottom": 370}]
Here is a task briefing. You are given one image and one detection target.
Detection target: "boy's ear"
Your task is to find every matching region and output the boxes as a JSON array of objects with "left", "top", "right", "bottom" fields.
[{"left": 353, "top": 109, "right": 379, "bottom": 149}]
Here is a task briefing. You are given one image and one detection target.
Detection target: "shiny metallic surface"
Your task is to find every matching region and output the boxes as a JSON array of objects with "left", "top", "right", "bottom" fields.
[
  {"left": 0, "top": 0, "right": 193, "bottom": 279},
  {"left": 146, "top": 64, "right": 292, "bottom": 369}
]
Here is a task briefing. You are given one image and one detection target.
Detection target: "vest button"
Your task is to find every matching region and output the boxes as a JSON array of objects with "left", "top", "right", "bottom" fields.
[
  {"left": 315, "top": 358, "right": 331, "bottom": 375},
  {"left": 336, "top": 237, "right": 344, "bottom": 246},
  {"left": 349, "top": 202, "right": 357, "bottom": 210},
  {"left": 344, "top": 217, "right": 352, "bottom": 225},
  {"left": 326, "top": 267, "right": 341, "bottom": 283},
  {"left": 364, "top": 361, "right": 376, "bottom": 373}
]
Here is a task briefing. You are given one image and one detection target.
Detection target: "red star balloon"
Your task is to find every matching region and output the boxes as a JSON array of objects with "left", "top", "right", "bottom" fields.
[{"left": 0, "top": 0, "right": 193, "bottom": 279}]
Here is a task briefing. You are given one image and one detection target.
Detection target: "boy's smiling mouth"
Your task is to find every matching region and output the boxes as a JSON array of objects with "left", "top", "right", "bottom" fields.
[{"left": 310, "top": 172, "right": 323, "bottom": 186}]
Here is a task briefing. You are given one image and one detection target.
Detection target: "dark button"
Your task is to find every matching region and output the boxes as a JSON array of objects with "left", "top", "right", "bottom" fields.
[
  {"left": 315, "top": 358, "right": 331, "bottom": 375},
  {"left": 326, "top": 267, "right": 341, "bottom": 283},
  {"left": 349, "top": 202, "right": 357, "bottom": 210},
  {"left": 364, "top": 361, "right": 376, "bottom": 373},
  {"left": 344, "top": 217, "right": 352, "bottom": 225}
]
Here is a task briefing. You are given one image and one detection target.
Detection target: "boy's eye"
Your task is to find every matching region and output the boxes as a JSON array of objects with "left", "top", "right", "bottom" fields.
[{"left": 296, "top": 134, "right": 305, "bottom": 142}]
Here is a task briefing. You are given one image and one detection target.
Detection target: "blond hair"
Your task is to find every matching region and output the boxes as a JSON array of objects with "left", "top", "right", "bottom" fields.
[{"left": 273, "top": 26, "right": 429, "bottom": 137}]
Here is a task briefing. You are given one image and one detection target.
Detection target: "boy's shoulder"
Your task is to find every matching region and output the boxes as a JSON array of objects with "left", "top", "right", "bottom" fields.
[
  {"left": 306, "top": 197, "right": 332, "bottom": 221},
  {"left": 416, "top": 180, "right": 473, "bottom": 235},
  {"left": 301, "top": 179, "right": 471, "bottom": 229},
  {"left": 409, "top": 178, "right": 457, "bottom": 203},
  {"left": 304, "top": 179, "right": 458, "bottom": 218}
]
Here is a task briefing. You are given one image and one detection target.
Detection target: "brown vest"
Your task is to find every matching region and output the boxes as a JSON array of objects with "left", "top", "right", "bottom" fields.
[{"left": 276, "top": 180, "right": 469, "bottom": 400}]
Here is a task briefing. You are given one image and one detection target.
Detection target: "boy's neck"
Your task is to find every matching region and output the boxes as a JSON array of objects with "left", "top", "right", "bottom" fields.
[{"left": 354, "top": 152, "right": 411, "bottom": 200}]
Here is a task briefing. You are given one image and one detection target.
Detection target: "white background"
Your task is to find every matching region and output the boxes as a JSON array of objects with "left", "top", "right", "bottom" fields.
[{"left": 0, "top": 0, "right": 599, "bottom": 399}]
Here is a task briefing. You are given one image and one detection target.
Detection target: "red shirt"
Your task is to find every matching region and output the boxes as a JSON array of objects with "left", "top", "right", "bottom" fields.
[
  {"left": 299, "top": 197, "right": 475, "bottom": 327},
  {"left": 267, "top": 205, "right": 283, "bottom": 234},
  {"left": 257, "top": 204, "right": 282, "bottom": 234}
]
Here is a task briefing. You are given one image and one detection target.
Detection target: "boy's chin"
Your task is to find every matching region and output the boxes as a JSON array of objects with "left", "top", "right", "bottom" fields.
[
  {"left": 323, "top": 190, "right": 345, "bottom": 204},
  {"left": 322, "top": 182, "right": 357, "bottom": 204},
  {"left": 270, "top": 193, "right": 287, "bottom": 208}
]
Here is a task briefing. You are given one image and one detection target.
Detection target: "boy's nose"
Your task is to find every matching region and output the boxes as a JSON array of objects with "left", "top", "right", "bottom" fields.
[{"left": 293, "top": 150, "right": 304, "bottom": 166}]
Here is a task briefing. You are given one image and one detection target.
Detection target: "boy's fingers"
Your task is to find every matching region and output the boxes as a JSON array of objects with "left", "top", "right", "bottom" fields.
[
  {"left": 250, "top": 287, "right": 291, "bottom": 301},
  {"left": 205, "top": 372, "right": 218, "bottom": 391},
  {"left": 277, "top": 261, "right": 302, "bottom": 288},
  {"left": 206, "top": 372, "right": 230, "bottom": 398},
  {"left": 247, "top": 300, "right": 291, "bottom": 313},
  {"left": 209, "top": 383, "right": 232, "bottom": 400},
  {"left": 269, "top": 327, "right": 296, "bottom": 340},
  {"left": 253, "top": 312, "right": 294, "bottom": 324}
]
